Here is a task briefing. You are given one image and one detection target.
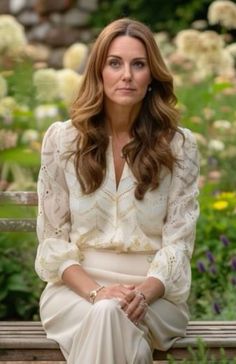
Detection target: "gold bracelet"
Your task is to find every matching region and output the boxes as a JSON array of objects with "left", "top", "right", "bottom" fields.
[{"left": 89, "top": 285, "right": 105, "bottom": 304}]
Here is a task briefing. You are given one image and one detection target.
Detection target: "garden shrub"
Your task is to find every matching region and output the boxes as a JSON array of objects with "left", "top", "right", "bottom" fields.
[
  {"left": 0, "top": 230, "right": 44, "bottom": 320},
  {"left": 91, "top": 0, "right": 217, "bottom": 35}
]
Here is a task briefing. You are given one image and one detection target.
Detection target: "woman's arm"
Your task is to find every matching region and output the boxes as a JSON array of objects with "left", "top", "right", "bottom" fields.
[
  {"left": 123, "top": 129, "right": 199, "bottom": 322},
  {"left": 62, "top": 264, "right": 135, "bottom": 304},
  {"left": 146, "top": 128, "right": 200, "bottom": 304},
  {"left": 35, "top": 122, "right": 81, "bottom": 282}
]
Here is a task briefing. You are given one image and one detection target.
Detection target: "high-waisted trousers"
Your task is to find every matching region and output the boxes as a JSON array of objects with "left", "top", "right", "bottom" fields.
[{"left": 40, "top": 250, "right": 189, "bottom": 364}]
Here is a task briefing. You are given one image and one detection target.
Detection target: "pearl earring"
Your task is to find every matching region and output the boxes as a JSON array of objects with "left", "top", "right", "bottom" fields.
[{"left": 148, "top": 85, "right": 152, "bottom": 92}]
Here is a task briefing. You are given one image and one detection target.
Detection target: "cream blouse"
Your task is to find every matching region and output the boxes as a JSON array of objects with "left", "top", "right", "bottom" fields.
[{"left": 35, "top": 120, "right": 199, "bottom": 304}]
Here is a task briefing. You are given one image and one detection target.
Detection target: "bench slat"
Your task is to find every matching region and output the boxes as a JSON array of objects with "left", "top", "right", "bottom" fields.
[
  {"left": 0, "top": 218, "right": 36, "bottom": 232},
  {"left": 0, "top": 349, "right": 64, "bottom": 362},
  {"left": 1, "top": 322, "right": 236, "bottom": 349},
  {"left": 0, "top": 191, "right": 38, "bottom": 205}
]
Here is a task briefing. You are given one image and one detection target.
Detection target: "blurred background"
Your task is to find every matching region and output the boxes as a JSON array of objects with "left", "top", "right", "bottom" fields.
[{"left": 0, "top": 0, "right": 236, "bottom": 322}]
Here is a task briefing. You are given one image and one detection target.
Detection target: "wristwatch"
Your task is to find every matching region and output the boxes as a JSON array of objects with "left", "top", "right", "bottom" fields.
[{"left": 89, "top": 285, "right": 105, "bottom": 304}]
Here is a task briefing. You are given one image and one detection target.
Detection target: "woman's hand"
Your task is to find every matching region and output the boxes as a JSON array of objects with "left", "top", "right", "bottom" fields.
[
  {"left": 95, "top": 284, "right": 148, "bottom": 325},
  {"left": 124, "top": 290, "right": 148, "bottom": 324},
  {"left": 94, "top": 284, "right": 135, "bottom": 307}
]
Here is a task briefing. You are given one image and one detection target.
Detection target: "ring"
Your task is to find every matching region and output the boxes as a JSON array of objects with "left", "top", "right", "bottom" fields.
[
  {"left": 135, "top": 290, "right": 146, "bottom": 301},
  {"left": 140, "top": 302, "right": 148, "bottom": 309}
]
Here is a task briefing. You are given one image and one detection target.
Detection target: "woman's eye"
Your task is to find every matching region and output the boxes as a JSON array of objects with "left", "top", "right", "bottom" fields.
[
  {"left": 108, "top": 59, "right": 120, "bottom": 68},
  {"left": 133, "top": 61, "right": 145, "bottom": 68}
]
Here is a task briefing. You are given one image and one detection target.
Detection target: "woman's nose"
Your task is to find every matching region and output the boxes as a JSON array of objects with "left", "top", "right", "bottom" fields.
[{"left": 122, "top": 65, "right": 132, "bottom": 81}]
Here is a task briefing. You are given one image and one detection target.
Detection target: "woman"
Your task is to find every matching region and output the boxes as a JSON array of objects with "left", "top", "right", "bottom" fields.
[{"left": 35, "top": 18, "right": 199, "bottom": 364}]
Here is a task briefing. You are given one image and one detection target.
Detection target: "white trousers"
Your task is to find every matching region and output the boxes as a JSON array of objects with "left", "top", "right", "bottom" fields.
[{"left": 40, "top": 250, "right": 189, "bottom": 364}]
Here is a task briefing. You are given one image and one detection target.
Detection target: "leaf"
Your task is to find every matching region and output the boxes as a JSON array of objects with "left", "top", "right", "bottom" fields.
[
  {"left": 0, "top": 288, "right": 8, "bottom": 301},
  {"left": 211, "top": 82, "right": 232, "bottom": 94},
  {"left": 7, "top": 274, "right": 30, "bottom": 292},
  {"left": 0, "top": 147, "right": 40, "bottom": 167}
]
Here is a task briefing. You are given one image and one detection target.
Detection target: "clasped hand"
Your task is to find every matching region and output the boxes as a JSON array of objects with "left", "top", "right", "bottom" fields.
[{"left": 94, "top": 284, "right": 148, "bottom": 325}]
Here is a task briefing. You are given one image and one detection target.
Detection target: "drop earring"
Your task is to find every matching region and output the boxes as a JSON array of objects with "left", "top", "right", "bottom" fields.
[{"left": 148, "top": 85, "right": 152, "bottom": 92}]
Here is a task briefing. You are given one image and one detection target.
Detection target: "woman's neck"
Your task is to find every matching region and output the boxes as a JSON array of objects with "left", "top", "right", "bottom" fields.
[{"left": 104, "top": 101, "right": 141, "bottom": 137}]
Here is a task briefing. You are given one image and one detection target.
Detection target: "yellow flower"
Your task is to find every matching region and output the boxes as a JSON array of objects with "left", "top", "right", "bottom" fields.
[
  {"left": 213, "top": 200, "right": 229, "bottom": 210},
  {"left": 218, "top": 192, "right": 236, "bottom": 199}
]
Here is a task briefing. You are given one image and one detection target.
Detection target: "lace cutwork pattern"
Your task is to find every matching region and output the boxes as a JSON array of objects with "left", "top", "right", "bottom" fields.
[{"left": 35, "top": 120, "right": 200, "bottom": 304}]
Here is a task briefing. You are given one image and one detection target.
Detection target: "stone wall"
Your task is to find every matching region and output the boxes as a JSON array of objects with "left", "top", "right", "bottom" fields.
[{"left": 0, "top": 0, "right": 99, "bottom": 68}]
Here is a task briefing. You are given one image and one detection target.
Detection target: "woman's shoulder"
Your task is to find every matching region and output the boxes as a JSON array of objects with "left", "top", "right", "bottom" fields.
[
  {"left": 42, "top": 120, "right": 78, "bottom": 150},
  {"left": 44, "top": 119, "right": 76, "bottom": 138},
  {"left": 170, "top": 127, "right": 198, "bottom": 155}
]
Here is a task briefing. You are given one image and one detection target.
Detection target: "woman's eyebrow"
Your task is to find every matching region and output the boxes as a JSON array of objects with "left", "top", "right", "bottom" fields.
[{"left": 107, "top": 55, "right": 147, "bottom": 60}]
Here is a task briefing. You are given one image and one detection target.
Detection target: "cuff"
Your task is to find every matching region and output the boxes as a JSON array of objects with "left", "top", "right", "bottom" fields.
[
  {"left": 58, "top": 259, "right": 81, "bottom": 279},
  {"left": 147, "top": 272, "right": 167, "bottom": 297}
]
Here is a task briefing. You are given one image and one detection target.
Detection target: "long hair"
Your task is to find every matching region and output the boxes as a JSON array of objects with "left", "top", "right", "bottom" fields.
[{"left": 70, "top": 18, "right": 182, "bottom": 200}]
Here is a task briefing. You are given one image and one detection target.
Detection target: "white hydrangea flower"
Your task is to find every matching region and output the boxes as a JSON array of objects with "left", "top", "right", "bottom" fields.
[
  {"left": 57, "top": 69, "right": 83, "bottom": 105},
  {"left": 33, "top": 68, "right": 60, "bottom": 102},
  {"left": 34, "top": 104, "right": 59, "bottom": 120},
  {"left": 194, "top": 31, "right": 235, "bottom": 79},
  {"left": 21, "top": 129, "right": 39, "bottom": 144},
  {"left": 208, "top": 139, "right": 225, "bottom": 151},
  {"left": 196, "top": 49, "right": 235, "bottom": 79},
  {"left": 199, "top": 31, "right": 224, "bottom": 53},
  {"left": 0, "top": 15, "right": 27, "bottom": 57},
  {"left": 0, "top": 96, "right": 18, "bottom": 117},
  {"left": 213, "top": 120, "right": 231, "bottom": 129},
  {"left": 0, "top": 129, "right": 18, "bottom": 150},
  {"left": 175, "top": 29, "right": 201, "bottom": 60},
  {"left": 225, "top": 43, "right": 236, "bottom": 60},
  {"left": 208, "top": 0, "right": 236, "bottom": 29},
  {"left": 63, "top": 43, "right": 88, "bottom": 72},
  {"left": 0, "top": 75, "right": 8, "bottom": 99}
]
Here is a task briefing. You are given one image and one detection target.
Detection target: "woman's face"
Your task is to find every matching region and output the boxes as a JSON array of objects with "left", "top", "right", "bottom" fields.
[{"left": 102, "top": 35, "right": 152, "bottom": 108}]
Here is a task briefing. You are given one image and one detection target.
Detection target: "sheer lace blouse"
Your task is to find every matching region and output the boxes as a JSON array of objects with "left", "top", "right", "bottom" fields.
[{"left": 35, "top": 120, "right": 199, "bottom": 304}]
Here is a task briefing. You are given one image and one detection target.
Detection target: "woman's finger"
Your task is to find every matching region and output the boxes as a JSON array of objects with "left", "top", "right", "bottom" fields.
[{"left": 134, "top": 302, "right": 148, "bottom": 324}]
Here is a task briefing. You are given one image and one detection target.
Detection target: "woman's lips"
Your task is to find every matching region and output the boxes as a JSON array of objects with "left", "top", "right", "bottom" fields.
[{"left": 116, "top": 88, "right": 136, "bottom": 91}]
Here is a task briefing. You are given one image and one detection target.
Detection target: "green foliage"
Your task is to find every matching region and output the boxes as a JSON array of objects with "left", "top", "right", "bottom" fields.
[
  {"left": 189, "top": 187, "right": 236, "bottom": 319},
  {"left": 176, "top": 78, "right": 236, "bottom": 319},
  {"left": 176, "top": 78, "right": 236, "bottom": 191},
  {"left": 6, "top": 60, "right": 36, "bottom": 107},
  {"left": 0, "top": 232, "right": 44, "bottom": 320},
  {"left": 91, "top": 0, "right": 213, "bottom": 34},
  {"left": 167, "top": 338, "right": 236, "bottom": 363}
]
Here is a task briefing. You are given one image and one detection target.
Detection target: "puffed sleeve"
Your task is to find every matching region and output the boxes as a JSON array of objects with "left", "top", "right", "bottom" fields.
[
  {"left": 35, "top": 121, "right": 81, "bottom": 283},
  {"left": 147, "top": 128, "right": 200, "bottom": 304}
]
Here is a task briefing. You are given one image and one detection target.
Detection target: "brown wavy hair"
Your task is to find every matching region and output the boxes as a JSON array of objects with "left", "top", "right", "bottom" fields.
[{"left": 70, "top": 18, "right": 183, "bottom": 200}]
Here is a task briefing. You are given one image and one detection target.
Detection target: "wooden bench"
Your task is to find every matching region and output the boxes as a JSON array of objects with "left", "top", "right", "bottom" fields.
[{"left": 1, "top": 191, "right": 236, "bottom": 362}]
